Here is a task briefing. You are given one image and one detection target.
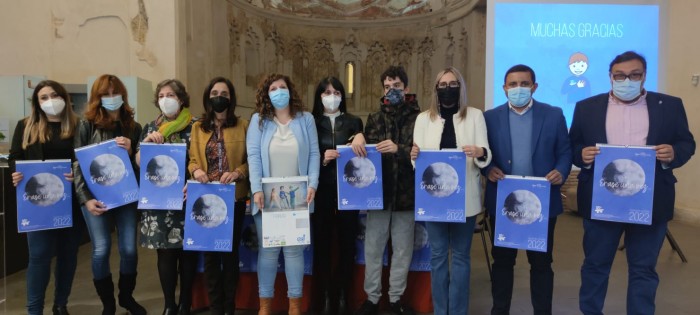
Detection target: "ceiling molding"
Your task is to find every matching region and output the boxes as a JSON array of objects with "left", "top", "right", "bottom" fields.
[{"left": 228, "top": 0, "right": 483, "bottom": 29}]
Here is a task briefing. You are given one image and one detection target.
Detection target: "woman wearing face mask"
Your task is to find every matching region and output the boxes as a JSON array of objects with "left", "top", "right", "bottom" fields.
[
  {"left": 410, "top": 67, "right": 491, "bottom": 315},
  {"left": 187, "top": 77, "right": 249, "bottom": 315},
  {"left": 134, "top": 79, "right": 197, "bottom": 315},
  {"left": 247, "top": 73, "right": 320, "bottom": 315},
  {"left": 73, "top": 74, "right": 145, "bottom": 315},
  {"left": 9, "top": 80, "right": 82, "bottom": 315},
  {"left": 310, "top": 77, "right": 364, "bottom": 315}
]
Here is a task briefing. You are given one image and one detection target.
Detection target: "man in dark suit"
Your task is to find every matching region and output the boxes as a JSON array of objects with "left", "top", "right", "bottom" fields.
[
  {"left": 570, "top": 51, "right": 695, "bottom": 315},
  {"left": 483, "top": 64, "right": 572, "bottom": 315}
]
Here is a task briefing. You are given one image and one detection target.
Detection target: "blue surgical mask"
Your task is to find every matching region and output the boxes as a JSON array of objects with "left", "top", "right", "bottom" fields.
[
  {"left": 507, "top": 87, "right": 531, "bottom": 108},
  {"left": 101, "top": 95, "right": 124, "bottom": 111},
  {"left": 269, "top": 89, "right": 290, "bottom": 109},
  {"left": 611, "top": 78, "right": 642, "bottom": 101},
  {"left": 384, "top": 88, "right": 404, "bottom": 106}
]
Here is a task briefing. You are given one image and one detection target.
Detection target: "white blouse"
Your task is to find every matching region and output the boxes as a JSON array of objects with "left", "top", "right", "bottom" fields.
[{"left": 269, "top": 117, "right": 300, "bottom": 177}]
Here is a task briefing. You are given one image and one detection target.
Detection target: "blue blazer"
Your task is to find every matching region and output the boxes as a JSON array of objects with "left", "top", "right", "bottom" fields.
[
  {"left": 569, "top": 92, "right": 695, "bottom": 222},
  {"left": 483, "top": 101, "right": 572, "bottom": 217},
  {"left": 247, "top": 112, "right": 320, "bottom": 215}
]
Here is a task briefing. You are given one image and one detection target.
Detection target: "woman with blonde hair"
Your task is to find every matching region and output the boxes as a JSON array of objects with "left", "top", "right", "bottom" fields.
[
  {"left": 9, "top": 80, "right": 82, "bottom": 315},
  {"left": 410, "top": 67, "right": 491, "bottom": 315}
]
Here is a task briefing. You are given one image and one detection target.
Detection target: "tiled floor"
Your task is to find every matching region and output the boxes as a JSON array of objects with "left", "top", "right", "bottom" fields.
[{"left": 2, "top": 211, "right": 699, "bottom": 314}]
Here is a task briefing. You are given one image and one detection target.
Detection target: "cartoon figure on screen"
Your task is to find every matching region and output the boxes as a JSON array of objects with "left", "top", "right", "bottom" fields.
[{"left": 561, "top": 52, "right": 592, "bottom": 109}]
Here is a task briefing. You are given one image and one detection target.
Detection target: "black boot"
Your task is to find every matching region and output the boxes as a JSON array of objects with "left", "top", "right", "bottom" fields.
[
  {"left": 52, "top": 304, "right": 70, "bottom": 315},
  {"left": 162, "top": 307, "right": 178, "bottom": 315},
  {"left": 322, "top": 289, "right": 340, "bottom": 315},
  {"left": 177, "top": 304, "right": 191, "bottom": 315},
  {"left": 118, "top": 273, "right": 147, "bottom": 315},
  {"left": 338, "top": 289, "right": 349, "bottom": 315},
  {"left": 177, "top": 290, "right": 191, "bottom": 315},
  {"left": 93, "top": 276, "right": 116, "bottom": 315}
]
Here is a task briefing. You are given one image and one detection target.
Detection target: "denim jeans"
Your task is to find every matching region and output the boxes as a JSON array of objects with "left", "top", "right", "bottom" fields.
[
  {"left": 579, "top": 219, "right": 668, "bottom": 315},
  {"left": 82, "top": 203, "right": 138, "bottom": 280},
  {"left": 425, "top": 216, "right": 476, "bottom": 315},
  {"left": 253, "top": 212, "right": 306, "bottom": 298},
  {"left": 26, "top": 223, "right": 83, "bottom": 315}
]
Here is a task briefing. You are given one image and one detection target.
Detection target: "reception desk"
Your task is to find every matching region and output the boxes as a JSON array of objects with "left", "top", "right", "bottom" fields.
[
  {"left": 191, "top": 266, "right": 433, "bottom": 313},
  {"left": 0, "top": 162, "right": 29, "bottom": 277}
]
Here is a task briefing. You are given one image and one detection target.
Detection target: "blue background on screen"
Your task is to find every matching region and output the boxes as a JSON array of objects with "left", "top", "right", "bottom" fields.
[{"left": 493, "top": 3, "right": 659, "bottom": 126}]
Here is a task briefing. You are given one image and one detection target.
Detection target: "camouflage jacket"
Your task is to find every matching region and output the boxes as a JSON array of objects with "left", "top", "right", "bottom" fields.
[{"left": 364, "top": 94, "right": 420, "bottom": 211}]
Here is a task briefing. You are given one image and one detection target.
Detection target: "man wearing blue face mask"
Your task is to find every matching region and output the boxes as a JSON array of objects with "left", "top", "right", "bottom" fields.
[
  {"left": 355, "top": 65, "right": 420, "bottom": 315},
  {"left": 483, "top": 64, "right": 572, "bottom": 315},
  {"left": 571, "top": 51, "right": 695, "bottom": 315}
]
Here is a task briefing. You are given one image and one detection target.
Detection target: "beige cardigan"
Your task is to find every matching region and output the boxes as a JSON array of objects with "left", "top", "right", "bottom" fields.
[{"left": 412, "top": 107, "right": 491, "bottom": 217}]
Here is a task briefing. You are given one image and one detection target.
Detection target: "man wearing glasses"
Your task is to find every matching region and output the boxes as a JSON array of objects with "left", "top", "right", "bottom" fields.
[
  {"left": 570, "top": 51, "right": 695, "bottom": 315},
  {"left": 483, "top": 64, "right": 572, "bottom": 315}
]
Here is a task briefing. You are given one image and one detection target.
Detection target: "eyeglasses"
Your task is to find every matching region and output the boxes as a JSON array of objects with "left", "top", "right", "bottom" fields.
[
  {"left": 437, "top": 81, "right": 460, "bottom": 89},
  {"left": 611, "top": 72, "right": 644, "bottom": 82}
]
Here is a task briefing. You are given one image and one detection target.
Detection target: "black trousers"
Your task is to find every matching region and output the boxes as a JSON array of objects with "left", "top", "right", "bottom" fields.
[
  {"left": 311, "top": 184, "right": 359, "bottom": 311},
  {"left": 204, "top": 201, "right": 246, "bottom": 314},
  {"left": 490, "top": 216, "right": 557, "bottom": 315}
]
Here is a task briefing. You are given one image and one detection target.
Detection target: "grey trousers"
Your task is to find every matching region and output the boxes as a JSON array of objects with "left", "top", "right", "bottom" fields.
[{"left": 363, "top": 210, "right": 415, "bottom": 303}]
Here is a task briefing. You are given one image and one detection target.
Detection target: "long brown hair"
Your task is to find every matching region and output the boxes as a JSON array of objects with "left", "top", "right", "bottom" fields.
[
  {"left": 428, "top": 67, "right": 469, "bottom": 121},
  {"left": 254, "top": 74, "right": 305, "bottom": 128},
  {"left": 22, "top": 80, "right": 79, "bottom": 149},
  {"left": 84, "top": 74, "right": 137, "bottom": 136},
  {"left": 199, "top": 77, "right": 239, "bottom": 132}
]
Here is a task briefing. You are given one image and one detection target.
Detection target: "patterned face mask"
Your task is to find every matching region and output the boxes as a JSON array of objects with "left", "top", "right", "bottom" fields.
[{"left": 384, "top": 88, "right": 405, "bottom": 106}]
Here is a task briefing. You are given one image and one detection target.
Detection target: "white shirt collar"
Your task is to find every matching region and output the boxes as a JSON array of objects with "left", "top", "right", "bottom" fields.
[{"left": 508, "top": 98, "right": 534, "bottom": 115}]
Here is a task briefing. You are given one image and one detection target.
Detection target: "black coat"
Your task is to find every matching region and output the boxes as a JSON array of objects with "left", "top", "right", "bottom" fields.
[{"left": 315, "top": 112, "right": 364, "bottom": 187}]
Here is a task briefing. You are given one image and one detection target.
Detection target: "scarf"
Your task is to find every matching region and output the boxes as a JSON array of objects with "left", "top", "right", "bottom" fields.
[{"left": 157, "top": 108, "right": 192, "bottom": 139}]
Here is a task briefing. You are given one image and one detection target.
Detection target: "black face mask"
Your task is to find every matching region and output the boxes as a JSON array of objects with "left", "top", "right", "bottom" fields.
[
  {"left": 437, "top": 87, "right": 460, "bottom": 106},
  {"left": 209, "top": 96, "right": 230, "bottom": 113}
]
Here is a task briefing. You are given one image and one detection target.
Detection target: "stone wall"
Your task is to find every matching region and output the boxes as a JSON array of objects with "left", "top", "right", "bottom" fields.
[{"left": 184, "top": 0, "right": 486, "bottom": 119}]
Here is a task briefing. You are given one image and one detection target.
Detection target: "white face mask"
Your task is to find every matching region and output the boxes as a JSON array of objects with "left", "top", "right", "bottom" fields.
[
  {"left": 158, "top": 97, "right": 180, "bottom": 117},
  {"left": 321, "top": 94, "right": 341, "bottom": 112},
  {"left": 40, "top": 98, "right": 66, "bottom": 116}
]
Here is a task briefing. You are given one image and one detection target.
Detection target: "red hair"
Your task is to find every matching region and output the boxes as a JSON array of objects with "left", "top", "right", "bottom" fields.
[{"left": 84, "top": 74, "right": 136, "bottom": 135}]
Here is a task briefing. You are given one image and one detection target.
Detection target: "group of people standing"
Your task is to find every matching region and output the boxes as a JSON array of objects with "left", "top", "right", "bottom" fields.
[{"left": 9, "top": 49, "right": 695, "bottom": 315}]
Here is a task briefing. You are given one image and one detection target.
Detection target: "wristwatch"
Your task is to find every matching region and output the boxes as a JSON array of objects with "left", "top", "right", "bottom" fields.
[{"left": 477, "top": 147, "right": 488, "bottom": 161}]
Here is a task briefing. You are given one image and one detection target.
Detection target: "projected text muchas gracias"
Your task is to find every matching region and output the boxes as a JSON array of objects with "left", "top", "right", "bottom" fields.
[{"left": 530, "top": 23, "right": 624, "bottom": 38}]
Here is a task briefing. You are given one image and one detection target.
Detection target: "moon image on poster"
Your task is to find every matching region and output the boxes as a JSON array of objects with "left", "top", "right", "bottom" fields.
[
  {"left": 146, "top": 155, "right": 179, "bottom": 187},
  {"left": 421, "top": 162, "right": 459, "bottom": 197},
  {"left": 89, "top": 154, "right": 126, "bottom": 186},
  {"left": 602, "top": 159, "right": 646, "bottom": 196},
  {"left": 25, "top": 173, "right": 64, "bottom": 206},
  {"left": 413, "top": 223, "right": 429, "bottom": 251},
  {"left": 344, "top": 157, "right": 376, "bottom": 188},
  {"left": 192, "top": 194, "right": 227, "bottom": 228},
  {"left": 503, "top": 190, "right": 542, "bottom": 225}
]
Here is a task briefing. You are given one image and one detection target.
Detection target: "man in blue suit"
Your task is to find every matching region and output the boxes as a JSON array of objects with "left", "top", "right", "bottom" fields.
[
  {"left": 570, "top": 51, "right": 695, "bottom": 315},
  {"left": 483, "top": 64, "right": 572, "bottom": 315}
]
